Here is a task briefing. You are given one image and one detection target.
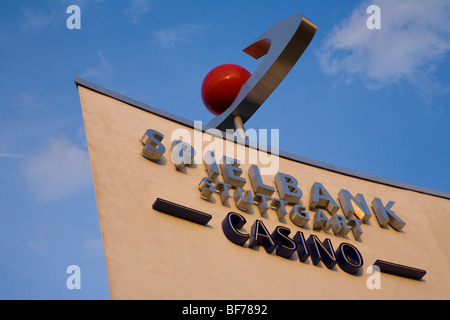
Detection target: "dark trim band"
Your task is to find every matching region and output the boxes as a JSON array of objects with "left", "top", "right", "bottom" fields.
[
  {"left": 152, "top": 198, "right": 212, "bottom": 226},
  {"left": 373, "top": 260, "right": 426, "bottom": 280}
]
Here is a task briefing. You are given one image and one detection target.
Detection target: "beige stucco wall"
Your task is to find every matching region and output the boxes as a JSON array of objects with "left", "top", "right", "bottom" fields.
[{"left": 78, "top": 85, "right": 450, "bottom": 300}]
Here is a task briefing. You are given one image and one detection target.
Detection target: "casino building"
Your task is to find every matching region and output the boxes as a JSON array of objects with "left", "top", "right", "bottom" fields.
[{"left": 75, "top": 14, "right": 450, "bottom": 300}]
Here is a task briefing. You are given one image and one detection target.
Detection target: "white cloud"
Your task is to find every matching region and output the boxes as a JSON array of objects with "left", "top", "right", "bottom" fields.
[
  {"left": 0, "top": 153, "right": 28, "bottom": 159},
  {"left": 14, "top": 91, "right": 44, "bottom": 116},
  {"left": 22, "top": 136, "right": 92, "bottom": 202},
  {"left": 83, "top": 238, "right": 104, "bottom": 255},
  {"left": 317, "top": 0, "right": 450, "bottom": 89},
  {"left": 124, "top": 0, "right": 152, "bottom": 23},
  {"left": 58, "top": 0, "right": 104, "bottom": 6},
  {"left": 152, "top": 24, "right": 204, "bottom": 48},
  {"left": 28, "top": 232, "right": 47, "bottom": 252},
  {"left": 80, "top": 52, "right": 114, "bottom": 82},
  {"left": 21, "top": 7, "right": 53, "bottom": 30}
]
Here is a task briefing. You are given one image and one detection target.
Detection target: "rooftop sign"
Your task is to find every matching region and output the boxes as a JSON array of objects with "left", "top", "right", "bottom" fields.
[{"left": 75, "top": 13, "right": 450, "bottom": 300}]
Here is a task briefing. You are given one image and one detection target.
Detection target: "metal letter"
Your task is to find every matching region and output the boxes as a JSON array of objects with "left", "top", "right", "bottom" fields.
[
  {"left": 310, "top": 182, "right": 339, "bottom": 213},
  {"left": 220, "top": 156, "right": 246, "bottom": 188},
  {"left": 249, "top": 220, "right": 277, "bottom": 254},
  {"left": 271, "top": 226, "right": 297, "bottom": 259},
  {"left": 274, "top": 172, "right": 303, "bottom": 204},
  {"left": 215, "top": 181, "right": 232, "bottom": 203},
  {"left": 335, "top": 243, "right": 364, "bottom": 275},
  {"left": 248, "top": 165, "right": 275, "bottom": 196},
  {"left": 306, "top": 235, "right": 337, "bottom": 269},
  {"left": 271, "top": 198, "right": 289, "bottom": 220},
  {"left": 141, "top": 129, "right": 165, "bottom": 161},
  {"left": 289, "top": 204, "right": 310, "bottom": 227},
  {"left": 347, "top": 218, "right": 363, "bottom": 239},
  {"left": 203, "top": 150, "right": 220, "bottom": 180},
  {"left": 233, "top": 187, "right": 254, "bottom": 211},
  {"left": 313, "top": 209, "right": 332, "bottom": 231},
  {"left": 171, "top": 140, "right": 195, "bottom": 169},
  {"left": 371, "top": 198, "right": 406, "bottom": 230},
  {"left": 338, "top": 189, "right": 372, "bottom": 222},
  {"left": 198, "top": 177, "right": 216, "bottom": 200},
  {"left": 208, "top": 13, "right": 317, "bottom": 131},
  {"left": 293, "top": 231, "right": 310, "bottom": 262},
  {"left": 254, "top": 193, "right": 272, "bottom": 215},
  {"left": 222, "top": 212, "right": 250, "bottom": 246},
  {"left": 330, "top": 213, "right": 351, "bottom": 236}
]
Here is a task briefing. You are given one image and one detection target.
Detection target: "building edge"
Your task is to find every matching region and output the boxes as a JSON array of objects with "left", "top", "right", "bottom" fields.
[{"left": 74, "top": 76, "right": 450, "bottom": 200}]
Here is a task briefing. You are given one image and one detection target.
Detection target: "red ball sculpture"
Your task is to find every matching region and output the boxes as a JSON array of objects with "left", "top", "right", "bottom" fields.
[{"left": 201, "top": 64, "right": 251, "bottom": 116}]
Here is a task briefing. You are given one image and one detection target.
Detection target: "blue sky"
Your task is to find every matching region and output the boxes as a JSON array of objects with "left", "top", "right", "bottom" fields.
[{"left": 0, "top": 0, "right": 449, "bottom": 299}]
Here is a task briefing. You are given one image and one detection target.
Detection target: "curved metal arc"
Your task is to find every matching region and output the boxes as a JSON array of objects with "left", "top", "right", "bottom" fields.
[{"left": 207, "top": 13, "right": 317, "bottom": 131}]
